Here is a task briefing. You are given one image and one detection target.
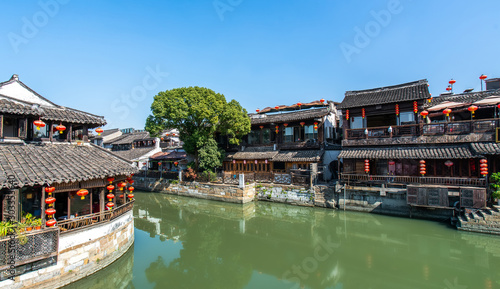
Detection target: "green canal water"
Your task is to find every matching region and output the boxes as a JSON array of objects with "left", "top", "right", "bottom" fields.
[{"left": 64, "top": 192, "right": 500, "bottom": 289}]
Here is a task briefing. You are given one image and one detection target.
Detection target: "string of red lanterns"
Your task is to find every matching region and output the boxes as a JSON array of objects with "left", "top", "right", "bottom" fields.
[
  {"left": 419, "top": 160, "right": 426, "bottom": 176},
  {"left": 345, "top": 109, "right": 350, "bottom": 120},
  {"left": 361, "top": 108, "right": 366, "bottom": 119},
  {"left": 314, "top": 122, "right": 318, "bottom": 131},
  {"left": 395, "top": 104, "right": 399, "bottom": 116},
  {"left": 480, "top": 159, "right": 488, "bottom": 176},
  {"left": 413, "top": 101, "right": 418, "bottom": 114},
  {"left": 44, "top": 186, "right": 57, "bottom": 227},
  {"left": 364, "top": 159, "right": 370, "bottom": 174}
]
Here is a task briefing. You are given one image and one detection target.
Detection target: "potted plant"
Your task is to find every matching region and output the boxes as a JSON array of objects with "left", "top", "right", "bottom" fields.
[
  {"left": 33, "top": 218, "right": 42, "bottom": 230},
  {"left": 23, "top": 213, "right": 34, "bottom": 231},
  {"left": 0, "top": 221, "right": 15, "bottom": 238}
]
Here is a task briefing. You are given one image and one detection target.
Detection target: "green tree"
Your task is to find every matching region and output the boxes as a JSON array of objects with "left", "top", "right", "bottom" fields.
[{"left": 145, "top": 87, "right": 250, "bottom": 171}]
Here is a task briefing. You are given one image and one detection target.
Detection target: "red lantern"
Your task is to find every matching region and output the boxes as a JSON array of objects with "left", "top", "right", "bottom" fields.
[
  {"left": 117, "top": 182, "right": 126, "bottom": 191},
  {"left": 45, "top": 186, "right": 55, "bottom": 194},
  {"left": 46, "top": 219, "right": 57, "bottom": 227},
  {"left": 129, "top": 180, "right": 134, "bottom": 185},
  {"left": 174, "top": 161, "right": 179, "bottom": 166},
  {"left": 297, "top": 102, "right": 302, "bottom": 108},
  {"left": 107, "top": 177, "right": 115, "bottom": 184},
  {"left": 497, "top": 104, "right": 500, "bottom": 109},
  {"left": 444, "top": 160, "right": 454, "bottom": 167},
  {"left": 419, "top": 160, "right": 426, "bottom": 165},
  {"left": 34, "top": 119, "right": 46, "bottom": 130},
  {"left": 362, "top": 108, "right": 366, "bottom": 119},
  {"left": 119, "top": 194, "right": 124, "bottom": 198},
  {"left": 449, "top": 79, "right": 456, "bottom": 85},
  {"left": 300, "top": 122, "right": 305, "bottom": 127},
  {"left": 320, "top": 98, "right": 325, "bottom": 104},
  {"left": 107, "top": 185, "right": 115, "bottom": 192},
  {"left": 45, "top": 208, "right": 56, "bottom": 216},
  {"left": 480, "top": 163, "right": 488, "bottom": 168},
  {"left": 446, "top": 86, "right": 452, "bottom": 92},
  {"left": 77, "top": 189, "right": 89, "bottom": 200},
  {"left": 480, "top": 74, "right": 488, "bottom": 80},
  {"left": 346, "top": 109, "right": 350, "bottom": 120},
  {"left": 128, "top": 186, "right": 135, "bottom": 192},
  {"left": 275, "top": 125, "right": 279, "bottom": 133},
  {"left": 45, "top": 197, "right": 56, "bottom": 205},
  {"left": 395, "top": 104, "right": 400, "bottom": 116},
  {"left": 388, "top": 160, "right": 395, "bottom": 165},
  {"left": 275, "top": 106, "right": 280, "bottom": 110},
  {"left": 106, "top": 202, "right": 114, "bottom": 209},
  {"left": 443, "top": 108, "right": 452, "bottom": 117},
  {"left": 413, "top": 101, "right": 418, "bottom": 113},
  {"left": 284, "top": 123, "right": 288, "bottom": 127},
  {"left": 56, "top": 124, "right": 66, "bottom": 133},
  {"left": 128, "top": 194, "right": 134, "bottom": 200},
  {"left": 259, "top": 125, "right": 264, "bottom": 129},
  {"left": 420, "top": 111, "right": 429, "bottom": 118},
  {"left": 468, "top": 105, "right": 478, "bottom": 116},
  {"left": 256, "top": 109, "right": 260, "bottom": 113},
  {"left": 107, "top": 193, "right": 115, "bottom": 201},
  {"left": 480, "top": 159, "right": 488, "bottom": 164},
  {"left": 95, "top": 128, "right": 104, "bottom": 136}
]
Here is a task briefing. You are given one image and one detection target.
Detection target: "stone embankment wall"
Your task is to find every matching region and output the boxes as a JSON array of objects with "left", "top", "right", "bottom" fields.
[
  {"left": 0, "top": 211, "right": 134, "bottom": 289},
  {"left": 135, "top": 178, "right": 453, "bottom": 220},
  {"left": 163, "top": 182, "right": 256, "bottom": 204}
]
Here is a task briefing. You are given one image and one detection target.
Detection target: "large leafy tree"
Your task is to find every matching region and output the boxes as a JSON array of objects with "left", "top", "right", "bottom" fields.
[{"left": 145, "top": 87, "right": 250, "bottom": 171}]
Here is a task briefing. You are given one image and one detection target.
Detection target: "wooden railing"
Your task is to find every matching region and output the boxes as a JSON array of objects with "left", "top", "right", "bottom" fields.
[
  {"left": 341, "top": 173, "right": 486, "bottom": 187},
  {"left": 346, "top": 118, "right": 498, "bottom": 140},
  {"left": 57, "top": 201, "right": 134, "bottom": 234},
  {"left": 0, "top": 227, "right": 59, "bottom": 280}
]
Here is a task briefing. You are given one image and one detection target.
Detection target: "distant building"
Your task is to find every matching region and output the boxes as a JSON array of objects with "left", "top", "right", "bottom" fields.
[
  {"left": 104, "top": 130, "right": 162, "bottom": 169},
  {"left": 222, "top": 100, "right": 341, "bottom": 184},
  {"left": 90, "top": 128, "right": 122, "bottom": 147}
]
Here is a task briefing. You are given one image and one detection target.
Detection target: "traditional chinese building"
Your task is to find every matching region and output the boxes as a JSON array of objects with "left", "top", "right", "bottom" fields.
[
  {"left": 338, "top": 79, "right": 500, "bottom": 211},
  {"left": 0, "top": 74, "right": 137, "bottom": 286},
  {"left": 104, "top": 129, "right": 161, "bottom": 169},
  {"left": 223, "top": 100, "right": 341, "bottom": 184}
]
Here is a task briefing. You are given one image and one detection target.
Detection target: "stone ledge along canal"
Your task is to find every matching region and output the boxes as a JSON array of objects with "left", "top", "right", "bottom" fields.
[{"left": 63, "top": 191, "right": 500, "bottom": 289}]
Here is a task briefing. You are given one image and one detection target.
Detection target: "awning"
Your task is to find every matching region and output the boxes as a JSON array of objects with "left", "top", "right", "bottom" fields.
[
  {"left": 427, "top": 101, "right": 466, "bottom": 112},
  {"left": 339, "top": 145, "right": 479, "bottom": 160},
  {"left": 472, "top": 95, "right": 500, "bottom": 105}
]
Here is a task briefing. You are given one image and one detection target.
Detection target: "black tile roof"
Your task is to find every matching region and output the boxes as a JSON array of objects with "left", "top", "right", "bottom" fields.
[
  {"left": 0, "top": 95, "right": 106, "bottom": 126},
  {"left": 338, "top": 80, "right": 431, "bottom": 109},
  {"left": 150, "top": 151, "right": 187, "bottom": 160},
  {"left": 111, "top": 147, "right": 158, "bottom": 161},
  {"left": 338, "top": 144, "right": 478, "bottom": 160},
  {"left": 250, "top": 108, "right": 329, "bottom": 125},
  {"left": 0, "top": 142, "right": 137, "bottom": 189},
  {"left": 424, "top": 88, "right": 500, "bottom": 108},
  {"left": 106, "top": 132, "right": 151, "bottom": 145},
  {"left": 470, "top": 142, "right": 500, "bottom": 155},
  {"left": 272, "top": 150, "right": 324, "bottom": 162}
]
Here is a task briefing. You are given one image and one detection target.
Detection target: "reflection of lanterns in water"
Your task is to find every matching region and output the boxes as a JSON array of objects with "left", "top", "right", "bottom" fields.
[
  {"left": 423, "top": 265, "right": 429, "bottom": 281},
  {"left": 366, "top": 254, "right": 372, "bottom": 269}
]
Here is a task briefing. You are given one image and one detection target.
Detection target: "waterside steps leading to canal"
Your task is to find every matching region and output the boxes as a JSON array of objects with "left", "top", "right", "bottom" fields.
[{"left": 457, "top": 206, "right": 500, "bottom": 235}]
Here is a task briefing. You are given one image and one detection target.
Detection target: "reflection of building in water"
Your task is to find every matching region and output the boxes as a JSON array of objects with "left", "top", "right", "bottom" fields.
[{"left": 134, "top": 193, "right": 500, "bottom": 289}]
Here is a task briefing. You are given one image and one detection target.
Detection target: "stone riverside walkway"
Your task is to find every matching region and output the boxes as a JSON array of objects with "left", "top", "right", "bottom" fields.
[{"left": 457, "top": 206, "right": 500, "bottom": 235}]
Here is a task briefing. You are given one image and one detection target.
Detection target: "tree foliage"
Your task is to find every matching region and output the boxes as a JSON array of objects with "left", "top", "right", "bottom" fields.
[{"left": 145, "top": 86, "right": 250, "bottom": 171}]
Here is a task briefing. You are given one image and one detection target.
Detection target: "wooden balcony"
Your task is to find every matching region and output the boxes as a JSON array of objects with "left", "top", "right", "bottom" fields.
[
  {"left": 341, "top": 173, "right": 486, "bottom": 188},
  {"left": 57, "top": 201, "right": 134, "bottom": 234},
  {"left": 344, "top": 118, "right": 498, "bottom": 146}
]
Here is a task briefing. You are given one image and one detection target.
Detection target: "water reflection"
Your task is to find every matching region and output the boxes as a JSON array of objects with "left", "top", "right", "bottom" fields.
[
  {"left": 67, "top": 192, "right": 500, "bottom": 289},
  {"left": 62, "top": 245, "right": 135, "bottom": 289}
]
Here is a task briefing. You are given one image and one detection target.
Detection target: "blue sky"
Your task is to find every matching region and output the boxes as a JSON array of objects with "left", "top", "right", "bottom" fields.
[{"left": 1, "top": 0, "right": 499, "bottom": 129}]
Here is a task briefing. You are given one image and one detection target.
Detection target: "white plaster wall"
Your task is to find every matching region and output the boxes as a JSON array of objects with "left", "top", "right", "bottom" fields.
[
  {"left": 59, "top": 210, "right": 133, "bottom": 251},
  {"left": 323, "top": 150, "right": 341, "bottom": 181},
  {"left": 0, "top": 81, "right": 54, "bottom": 107}
]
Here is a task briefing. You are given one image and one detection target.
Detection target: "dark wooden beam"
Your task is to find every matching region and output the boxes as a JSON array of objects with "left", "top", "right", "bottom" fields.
[
  {"left": 41, "top": 186, "right": 46, "bottom": 227},
  {"left": 49, "top": 123, "right": 54, "bottom": 142},
  {"left": 0, "top": 115, "right": 3, "bottom": 138}
]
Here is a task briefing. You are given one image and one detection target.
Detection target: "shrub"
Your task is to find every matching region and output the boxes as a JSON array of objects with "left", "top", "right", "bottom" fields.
[
  {"left": 184, "top": 168, "right": 197, "bottom": 181},
  {"left": 199, "top": 171, "right": 217, "bottom": 183}
]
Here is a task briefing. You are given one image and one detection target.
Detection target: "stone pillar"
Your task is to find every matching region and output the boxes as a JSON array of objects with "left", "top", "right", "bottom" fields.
[{"left": 239, "top": 174, "right": 245, "bottom": 189}]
